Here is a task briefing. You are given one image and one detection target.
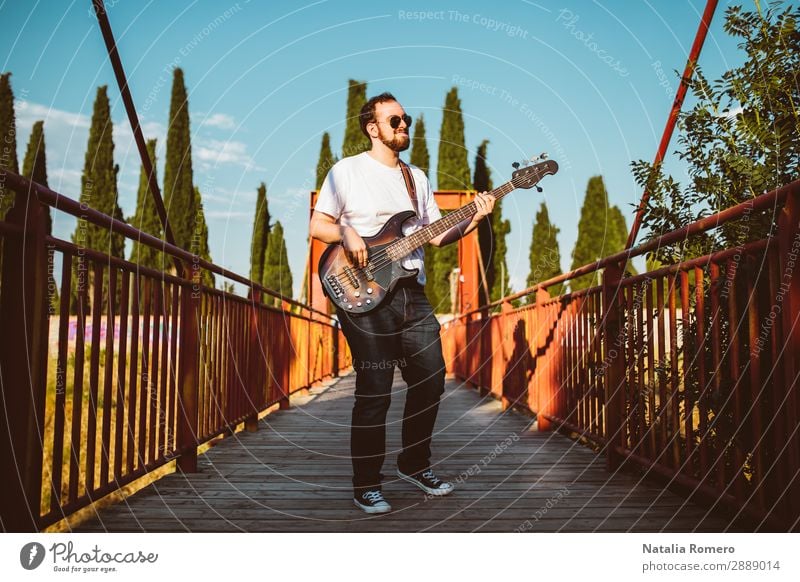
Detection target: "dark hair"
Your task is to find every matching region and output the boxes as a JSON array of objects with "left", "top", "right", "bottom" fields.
[{"left": 359, "top": 92, "right": 398, "bottom": 137}]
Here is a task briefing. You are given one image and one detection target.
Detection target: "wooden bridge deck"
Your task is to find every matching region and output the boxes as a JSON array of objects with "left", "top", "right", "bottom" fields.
[{"left": 77, "top": 373, "right": 744, "bottom": 532}]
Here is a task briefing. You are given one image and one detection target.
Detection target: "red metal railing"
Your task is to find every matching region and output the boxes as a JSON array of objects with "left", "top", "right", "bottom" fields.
[
  {"left": 0, "top": 171, "right": 349, "bottom": 531},
  {"left": 441, "top": 180, "right": 800, "bottom": 530}
]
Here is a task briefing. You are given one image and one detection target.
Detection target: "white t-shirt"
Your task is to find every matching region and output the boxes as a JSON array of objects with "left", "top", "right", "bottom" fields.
[{"left": 314, "top": 152, "right": 442, "bottom": 285}]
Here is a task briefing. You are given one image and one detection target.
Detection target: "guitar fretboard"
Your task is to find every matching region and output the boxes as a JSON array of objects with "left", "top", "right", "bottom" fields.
[{"left": 386, "top": 176, "right": 521, "bottom": 261}]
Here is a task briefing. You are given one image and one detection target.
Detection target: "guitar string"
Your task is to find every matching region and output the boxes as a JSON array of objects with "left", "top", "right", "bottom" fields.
[
  {"left": 330, "top": 174, "right": 534, "bottom": 295},
  {"left": 328, "top": 171, "right": 547, "bottom": 296}
]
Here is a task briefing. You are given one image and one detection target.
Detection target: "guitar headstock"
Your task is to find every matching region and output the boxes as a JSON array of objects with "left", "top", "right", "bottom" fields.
[{"left": 512, "top": 158, "right": 559, "bottom": 190}]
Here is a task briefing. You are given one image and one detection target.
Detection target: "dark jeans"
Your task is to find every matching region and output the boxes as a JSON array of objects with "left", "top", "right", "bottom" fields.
[{"left": 337, "top": 278, "right": 446, "bottom": 492}]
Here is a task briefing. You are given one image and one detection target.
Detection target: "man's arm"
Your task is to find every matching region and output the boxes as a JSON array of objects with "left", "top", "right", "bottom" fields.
[
  {"left": 309, "top": 211, "right": 369, "bottom": 267},
  {"left": 430, "top": 191, "right": 496, "bottom": 247}
]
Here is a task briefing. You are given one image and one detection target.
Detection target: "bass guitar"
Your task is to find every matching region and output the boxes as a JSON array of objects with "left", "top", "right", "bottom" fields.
[{"left": 319, "top": 157, "right": 558, "bottom": 314}]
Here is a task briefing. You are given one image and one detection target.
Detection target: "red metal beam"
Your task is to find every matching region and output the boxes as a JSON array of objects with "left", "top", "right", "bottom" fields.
[
  {"left": 625, "top": 0, "right": 719, "bottom": 250},
  {"left": 91, "top": 0, "right": 182, "bottom": 274}
]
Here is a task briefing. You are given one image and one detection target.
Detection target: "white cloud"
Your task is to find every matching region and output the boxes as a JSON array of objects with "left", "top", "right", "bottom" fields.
[
  {"left": 199, "top": 113, "right": 235, "bottom": 130},
  {"left": 15, "top": 100, "right": 91, "bottom": 131},
  {"left": 195, "top": 139, "right": 263, "bottom": 170}
]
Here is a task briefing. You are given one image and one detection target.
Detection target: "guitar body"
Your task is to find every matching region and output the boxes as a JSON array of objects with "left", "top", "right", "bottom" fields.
[
  {"left": 316, "top": 157, "right": 558, "bottom": 315},
  {"left": 319, "top": 210, "right": 419, "bottom": 315}
]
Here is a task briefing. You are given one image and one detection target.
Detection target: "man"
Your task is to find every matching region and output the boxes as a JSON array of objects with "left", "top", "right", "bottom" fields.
[{"left": 310, "top": 92, "right": 495, "bottom": 514}]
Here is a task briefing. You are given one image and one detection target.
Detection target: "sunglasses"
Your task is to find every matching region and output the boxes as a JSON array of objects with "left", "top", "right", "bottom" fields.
[{"left": 377, "top": 114, "right": 412, "bottom": 129}]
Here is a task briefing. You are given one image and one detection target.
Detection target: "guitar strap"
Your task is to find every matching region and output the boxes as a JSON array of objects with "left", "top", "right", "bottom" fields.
[{"left": 398, "top": 160, "right": 420, "bottom": 219}]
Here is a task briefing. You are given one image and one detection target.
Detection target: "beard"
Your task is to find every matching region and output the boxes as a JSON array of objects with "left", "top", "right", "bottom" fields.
[{"left": 379, "top": 127, "right": 410, "bottom": 152}]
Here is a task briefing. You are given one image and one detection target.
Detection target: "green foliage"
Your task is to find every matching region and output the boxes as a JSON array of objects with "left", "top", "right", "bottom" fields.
[
  {"left": 163, "top": 68, "right": 196, "bottom": 253},
  {"left": 262, "top": 220, "right": 293, "bottom": 305},
  {"left": 250, "top": 182, "right": 270, "bottom": 284},
  {"left": 70, "top": 86, "right": 126, "bottom": 313},
  {"left": 474, "top": 140, "right": 510, "bottom": 302},
  {"left": 410, "top": 113, "right": 430, "bottom": 177},
  {"left": 631, "top": 2, "right": 800, "bottom": 261},
  {"left": 527, "top": 202, "right": 564, "bottom": 297},
  {"left": 22, "top": 120, "right": 58, "bottom": 314},
  {"left": 129, "top": 139, "right": 165, "bottom": 271},
  {"left": 428, "top": 87, "right": 472, "bottom": 312},
  {"left": 316, "top": 132, "right": 336, "bottom": 190},
  {"left": 193, "top": 186, "right": 214, "bottom": 288},
  {"left": 0, "top": 72, "right": 18, "bottom": 221},
  {"left": 342, "top": 79, "right": 369, "bottom": 158},
  {"left": 570, "top": 176, "right": 613, "bottom": 291},
  {"left": 437, "top": 87, "right": 472, "bottom": 190}
]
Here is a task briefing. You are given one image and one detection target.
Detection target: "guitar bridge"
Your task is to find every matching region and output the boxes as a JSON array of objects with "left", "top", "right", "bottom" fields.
[{"left": 326, "top": 273, "right": 344, "bottom": 297}]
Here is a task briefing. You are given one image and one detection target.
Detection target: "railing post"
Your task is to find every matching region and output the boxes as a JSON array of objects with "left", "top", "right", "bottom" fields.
[
  {"left": 602, "top": 262, "right": 626, "bottom": 471},
  {"left": 176, "top": 275, "right": 200, "bottom": 473},
  {"left": 0, "top": 187, "right": 50, "bottom": 531},
  {"left": 777, "top": 185, "right": 800, "bottom": 522},
  {"left": 534, "top": 287, "right": 553, "bottom": 431},
  {"left": 332, "top": 319, "right": 340, "bottom": 378},
  {"left": 244, "top": 290, "right": 261, "bottom": 432}
]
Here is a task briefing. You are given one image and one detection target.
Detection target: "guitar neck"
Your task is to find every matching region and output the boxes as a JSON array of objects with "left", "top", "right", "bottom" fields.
[{"left": 386, "top": 180, "right": 517, "bottom": 260}]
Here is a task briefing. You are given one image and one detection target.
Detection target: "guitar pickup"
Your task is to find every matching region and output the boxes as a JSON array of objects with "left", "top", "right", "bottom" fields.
[
  {"left": 343, "top": 266, "right": 360, "bottom": 288},
  {"left": 364, "top": 262, "right": 375, "bottom": 282}
]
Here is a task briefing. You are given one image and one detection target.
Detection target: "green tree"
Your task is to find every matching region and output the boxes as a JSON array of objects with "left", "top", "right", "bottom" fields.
[
  {"left": 22, "top": 120, "right": 59, "bottom": 313},
  {"left": 631, "top": 3, "right": 800, "bottom": 259},
  {"left": 316, "top": 132, "right": 336, "bottom": 190},
  {"left": 249, "top": 182, "right": 270, "bottom": 283},
  {"left": 262, "top": 221, "right": 293, "bottom": 305},
  {"left": 474, "top": 140, "right": 510, "bottom": 302},
  {"left": 427, "top": 87, "right": 472, "bottom": 312},
  {"left": 569, "top": 176, "right": 616, "bottom": 291},
  {"left": 342, "top": 79, "right": 368, "bottom": 158},
  {"left": 71, "top": 86, "right": 126, "bottom": 313},
  {"left": 0, "top": 72, "right": 18, "bottom": 221},
  {"left": 527, "top": 202, "right": 564, "bottom": 297},
  {"left": 193, "top": 186, "right": 214, "bottom": 288},
  {"left": 163, "top": 68, "right": 196, "bottom": 255},
  {"left": 410, "top": 113, "right": 430, "bottom": 177},
  {"left": 128, "top": 138, "right": 165, "bottom": 271}
]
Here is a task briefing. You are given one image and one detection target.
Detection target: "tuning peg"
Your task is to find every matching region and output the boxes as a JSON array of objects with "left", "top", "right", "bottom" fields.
[
  {"left": 512, "top": 162, "right": 520, "bottom": 169},
  {"left": 540, "top": 152, "right": 549, "bottom": 160},
  {"left": 536, "top": 186, "right": 543, "bottom": 193}
]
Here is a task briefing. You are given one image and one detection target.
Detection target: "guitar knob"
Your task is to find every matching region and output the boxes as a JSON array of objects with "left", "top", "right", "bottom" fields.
[
  {"left": 357, "top": 302, "right": 362, "bottom": 307},
  {"left": 354, "top": 291, "right": 360, "bottom": 297},
  {"left": 366, "top": 299, "right": 371, "bottom": 304},
  {"left": 366, "top": 288, "right": 373, "bottom": 294},
  {"left": 347, "top": 304, "right": 353, "bottom": 309}
]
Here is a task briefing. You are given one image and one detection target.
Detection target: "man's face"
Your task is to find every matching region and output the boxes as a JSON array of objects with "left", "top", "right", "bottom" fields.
[{"left": 373, "top": 100, "right": 410, "bottom": 152}]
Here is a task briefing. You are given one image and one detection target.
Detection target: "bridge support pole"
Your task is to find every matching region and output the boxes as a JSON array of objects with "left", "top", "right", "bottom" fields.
[
  {"left": 176, "top": 276, "right": 200, "bottom": 473},
  {"left": 777, "top": 185, "right": 800, "bottom": 524},
  {"left": 602, "top": 262, "right": 626, "bottom": 471},
  {"left": 0, "top": 186, "right": 49, "bottom": 531},
  {"left": 244, "top": 290, "right": 261, "bottom": 433}
]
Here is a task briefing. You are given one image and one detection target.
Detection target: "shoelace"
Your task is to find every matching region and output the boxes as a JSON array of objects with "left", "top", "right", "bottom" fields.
[
  {"left": 363, "top": 490, "right": 386, "bottom": 504},
  {"left": 422, "top": 470, "right": 441, "bottom": 485}
]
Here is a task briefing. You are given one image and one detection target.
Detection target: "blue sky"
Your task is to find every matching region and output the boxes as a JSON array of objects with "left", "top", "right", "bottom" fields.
[{"left": 1, "top": 0, "right": 748, "bottom": 298}]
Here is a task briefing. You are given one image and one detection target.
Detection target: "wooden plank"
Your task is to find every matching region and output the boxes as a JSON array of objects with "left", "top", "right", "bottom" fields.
[{"left": 76, "top": 373, "right": 748, "bottom": 532}]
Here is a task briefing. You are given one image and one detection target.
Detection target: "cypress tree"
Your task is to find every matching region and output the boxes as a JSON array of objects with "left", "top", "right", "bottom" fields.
[
  {"left": 129, "top": 138, "right": 164, "bottom": 271},
  {"left": 22, "top": 120, "right": 59, "bottom": 313},
  {"left": 570, "top": 176, "right": 614, "bottom": 291},
  {"left": 316, "top": 132, "right": 335, "bottom": 190},
  {"left": 609, "top": 205, "right": 637, "bottom": 275},
  {"left": 262, "top": 221, "right": 292, "bottom": 305},
  {"left": 193, "top": 186, "right": 214, "bottom": 288},
  {"left": 474, "top": 140, "right": 510, "bottom": 302},
  {"left": 527, "top": 202, "right": 564, "bottom": 297},
  {"left": 342, "top": 79, "right": 368, "bottom": 158},
  {"left": 71, "top": 86, "right": 126, "bottom": 313},
  {"left": 0, "top": 72, "right": 18, "bottom": 221},
  {"left": 427, "top": 87, "right": 471, "bottom": 312},
  {"left": 163, "top": 68, "right": 196, "bottom": 254},
  {"left": 249, "top": 182, "right": 270, "bottom": 283},
  {"left": 410, "top": 113, "right": 430, "bottom": 177}
]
